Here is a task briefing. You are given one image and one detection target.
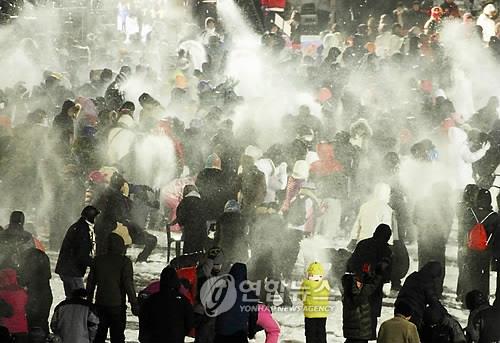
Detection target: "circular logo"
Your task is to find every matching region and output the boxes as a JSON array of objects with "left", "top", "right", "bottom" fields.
[{"left": 200, "top": 274, "right": 237, "bottom": 317}]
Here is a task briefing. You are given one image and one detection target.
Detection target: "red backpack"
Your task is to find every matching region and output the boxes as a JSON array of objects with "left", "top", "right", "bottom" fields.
[{"left": 467, "top": 209, "right": 494, "bottom": 252}]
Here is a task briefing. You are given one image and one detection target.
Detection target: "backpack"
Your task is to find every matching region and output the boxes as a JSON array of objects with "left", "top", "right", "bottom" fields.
[{"left": 467, "top": 209, "right": 494, "bottom": 252}]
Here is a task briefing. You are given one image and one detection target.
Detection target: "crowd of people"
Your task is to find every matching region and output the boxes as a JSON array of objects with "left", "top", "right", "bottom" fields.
[{"left": 2, "top": 0, "right": 500, "bottom": 341}]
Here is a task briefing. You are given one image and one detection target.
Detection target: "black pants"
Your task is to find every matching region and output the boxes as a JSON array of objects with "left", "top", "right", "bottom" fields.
[
  {"left": 214, "top": 331, "right": 248, "bottom": 343},
  {"left": 345, "top": 340, "right": 368, "bottom": 343},
  {"left": 133, "top": 231, "right": 158, "bottom": 262},
  {"left": 95, "top": 306, "right": 126, "bottom": 343},
  {"left": 305, "top": 317, "right": 327, "bottom": 343}
]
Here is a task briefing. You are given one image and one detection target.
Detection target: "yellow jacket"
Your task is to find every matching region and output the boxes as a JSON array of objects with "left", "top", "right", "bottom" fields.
[{"left": 300, "top": 262, "right": 331, "bottom": 318}]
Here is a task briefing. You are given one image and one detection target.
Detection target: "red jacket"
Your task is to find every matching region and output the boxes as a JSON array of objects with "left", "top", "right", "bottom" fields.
[
  {"left": 0, "top": 269, "right": 28, "bottom": 334},
  {"left": 310, "top": 143, "right": 343, "bottom": 177},
  {"left": 260, "top": 0, "right": 285, "bottom": 9}
]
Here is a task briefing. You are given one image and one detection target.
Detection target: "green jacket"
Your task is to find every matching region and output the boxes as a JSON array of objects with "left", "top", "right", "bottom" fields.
[
  {"left": 300, "top": 262, "right": 331, "bottom": 318},
  {"left": 377, "top": 315, "right": 421, "bottom": 343}
]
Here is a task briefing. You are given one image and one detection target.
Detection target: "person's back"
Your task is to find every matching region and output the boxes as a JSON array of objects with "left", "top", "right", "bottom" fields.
[
  {"left": 0, "top": 268, "right": 28, "bottom": 337},
  {"left": 139, "top": 266, "right": 194, "bottom": 343},
  {"left": 395, "top": 261, "right": 441, "bottom": 328},
  {"left": 378, "top": 302, "right": 420, "bottom": 343},
  {"left": 421, "top": 302, "right": 466, "bottom": 343},
  {"left": 87, "top": 234, "right": 136, "bottom": 308},
  {"left": 50, "top": 289, "right": 99, "bottom": 343},
  {"left": 475, "top": 305, "right": 500, "bottom": 343}
]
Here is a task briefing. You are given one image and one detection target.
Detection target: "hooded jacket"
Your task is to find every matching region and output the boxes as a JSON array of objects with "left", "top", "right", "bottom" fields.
[
  {"left": 215, "top": 263, "right": 257, "bottom": 336},
  {"left": 352, "top": 183, "right": 396, "bottom": 244},
  {"left": 139, "top": 267, "right": 194, "bottom": 343},
  {"left": 395, "top": 261, "right": 442, "bottom": 325},
  {"left": 176, "top": 191, "right": 208, "bottom": 254},
  {"left": 299, "top": 262, "right": 331, "bottom": 318},
  {"left": 342, "top": 272, "right": 383, "bottom": 340},
  {"left": 477, "top": 4, "right": 496, "bottom": 42},
  {"left": 0, "top": 269, "right": 28, "bottom": 334},
  {"left": 51, "top": 295, "right": 99, "bottom": 343},
  {"left": 87, "top": 233, "right": 137, "bottom": 308},
  {"left": 0, "top": 219, "right": 35, "bottom": 269}
]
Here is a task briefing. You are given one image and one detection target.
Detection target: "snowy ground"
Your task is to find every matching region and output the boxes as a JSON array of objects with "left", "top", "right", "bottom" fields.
[{"left": 44, "top": 228, "right": 497, "bottom": 343}]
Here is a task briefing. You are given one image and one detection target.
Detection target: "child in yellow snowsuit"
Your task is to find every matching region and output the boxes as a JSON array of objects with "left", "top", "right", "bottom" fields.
[{"left": 299, "top": 262, "right": 331, "bottom": 343}]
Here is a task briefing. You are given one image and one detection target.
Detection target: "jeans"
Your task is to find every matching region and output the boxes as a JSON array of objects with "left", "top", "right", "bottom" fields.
[
  {"left": 95, "top": 306, "right": 126, "bottom": 343},
  {"left": 60, "top": 275, "right": 84, "bottom": 298}
]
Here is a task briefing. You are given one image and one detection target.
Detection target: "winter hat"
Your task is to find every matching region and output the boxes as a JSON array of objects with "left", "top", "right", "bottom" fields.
[
  {"left": 244, "top": 145, "right": 263, "bottom": 161},
  {"left": 373, "top": 224, "right": 392, "bottom": 243},
  {"left": 420, "top": 261, "right": 442, "bottom": 279},
  {"left": 394, "top": 302, "right": 413, "bottom": 317},
  {"left": 292, "top": 160, "right": 309, "bottom": 180},
  {"left": 206, "top": 153, "right": 222, "bottom": 170},
  {"left": 81, "top": 206, "right": 100, "bottom": 224},
  {"left": 224, "top": 200, "right": 241, "bottom": 213},
  {"left": 424, "top": 303, "right": 445, "bottom": 325},
  {"left": 307, "top": 262, "right": 325, "bottom": 277},
  {"left": 465, "top": 290, "right": 488, "bottom": 311},
  {"left": 484, "top": 3, "right": 496, "bottom": 16},
  {"left": 9, "top": 211, "right": 25, "bottom": 226},
  {"left": 477, "top": 189, "right": 492, "bottom": 210},
  {"left": 160, "top": 266, "right": 180, "bottom": 292},
  {"left": 61, "top": 99, "right": 76, "bottom": 115}
]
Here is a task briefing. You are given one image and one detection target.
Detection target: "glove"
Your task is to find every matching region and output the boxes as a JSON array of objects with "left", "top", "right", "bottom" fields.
[
  {"left": 131, "top": 302, "right": 140, "bottom": 317},
  {"left": 482, "top": 141, "right": 491, "bottom": 151}
]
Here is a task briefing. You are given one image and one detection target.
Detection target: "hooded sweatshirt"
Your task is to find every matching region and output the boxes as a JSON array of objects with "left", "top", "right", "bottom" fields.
[
  {"left": 139, "top": 266, "right": 194, "bottom": 343},
  {"left": 352, "top": 183, "right": 396, "bottom": 244},
  {"left": 300, "top": 262, "right": 331, "bottom": 318},
  {"left": 87, "top": 233, "right": 137, "bottom": 308},
  {"left": 477, "top": 4, "right": 497, "bottom": 42},
  {"left": 0, "top": 269, "right": 28, "bottom": 334},
  {"left": 215, "top": 263, "right": 257, "bottom": 336}
]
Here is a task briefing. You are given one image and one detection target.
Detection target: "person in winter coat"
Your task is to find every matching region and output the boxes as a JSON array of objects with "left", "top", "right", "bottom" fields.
[
  {"left": 468, "top": 301, "right": 500, "bottom": 342},
  {"left": 377, "top": 302, "right": 420, "bottom": 343},
  {"left": 469, "top": 97, "right": 499, "bottom": 133},
  {"left": 52, "top": 99, "right": 81, "bottom": 158},
  {"left": 309, "top": 142, "right": 345, "bottom": 239},
  {"left": 448, "top": 123, "right": 490, "bottom": 191},
  {"left": 18, "top": 248, "right": 52, "bottom": 339},
  {"left": 395, "top": 261, "right": 442, "bottom": 329},
  {"left": 477, "top": 4, "right": 497, "bottom": 43},
  {"left": 87, "top": 233, "right": 139, "bottom": 343},
  {"left": 421, "top": 302, "right": 466, "bottom": 343},
  {"left": 194, "top": 247, "right": 225, "bottom": 343},
  {"left": 236, "top": 151, "right": 266, "bottom": 222},
  {"left": 176, "top": 185, "right": 208, "bottom": 254},
  {"left": 281, "top": 160, "right": 309, "bottom": 213},
  {"left": 56, "top": 206, "right": 100, "bottom": 297},
  {"left": 464, "top": 290, "right": 490, "bottom": 343},
  {"left": 299, "top": 262, "right": 331, "bottom": 343},
  {"left": 457, "top": 184, "right": 480, "bottom": 301},
  {"left": 93, "top": 173, "right": 130, "bottom": 255},
  {"left": 342, "top": 260, "right": 388, "bottom": 343},
  {"left": 215, "top": 200, "right": 249, "bottom": 264},
  {"left": 139, "top": 266, "right": 194, "bottom": 343},
  {"left": 248, "top": 303, "right": 280, "bottom": 343},
  {"left": 0, "top": 268, "right": 28, "bottom": 342},
  {"left": 413, "top": 183, "right": 453, "bottom": 296},
  {"left": 347, "top": 225, "right": 392, "bottom": 336},
  {"left": 50, "top": 289, "right": 99, "bottom": 343},
  {"left": 461, "top": 189, "right": 500, "bottom": 303},
  {"left": 350, "top": 183, "right": 396, "bottom": 248},
  {"left": 215, "top": 263, "right": 257, "bottom": 343},
  {"left": 0, "top": 211, "right": 35, "bottom": 270},
  {"left": 196, "top": 153, "right": 233, "bottom": 222}
]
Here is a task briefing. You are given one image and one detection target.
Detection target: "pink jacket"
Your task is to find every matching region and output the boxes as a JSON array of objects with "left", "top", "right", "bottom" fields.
[{"left": 257, "top": 304, "right": 280, "bottom": 343}]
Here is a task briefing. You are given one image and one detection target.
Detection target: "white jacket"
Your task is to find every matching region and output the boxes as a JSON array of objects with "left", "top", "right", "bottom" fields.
[
  {"left": 477, "top": 5, "right": 496, "bottom": 42},
  {"left": 351, "top": 183, "right": 396, "bottom": 244},
  {"left": 107, "top": 115, "right": 136, "bottom": 164}
]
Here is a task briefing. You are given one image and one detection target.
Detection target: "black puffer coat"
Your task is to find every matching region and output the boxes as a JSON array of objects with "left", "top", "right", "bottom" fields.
[{"left": 342, "top": 273, "right": 382, "bottom": 340}]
